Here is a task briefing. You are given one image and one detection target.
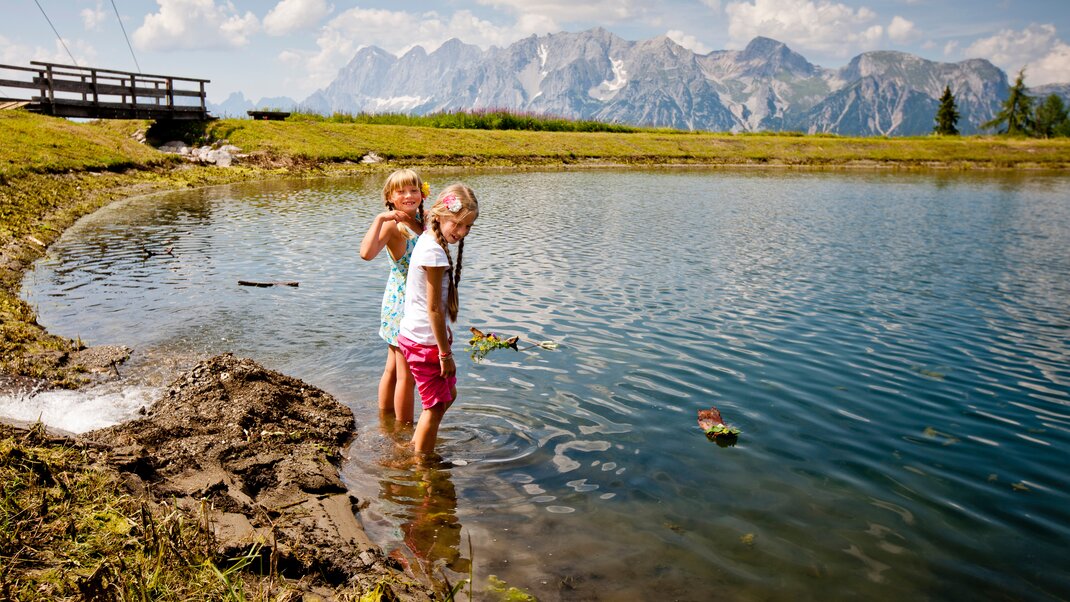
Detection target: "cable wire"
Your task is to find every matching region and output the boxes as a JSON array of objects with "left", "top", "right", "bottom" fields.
[
  {"left": 33, "top": 0, "right": 79, "bottom": 66},
  {"left": 110, "top": 0, "right": 142, "bottom": 73}
]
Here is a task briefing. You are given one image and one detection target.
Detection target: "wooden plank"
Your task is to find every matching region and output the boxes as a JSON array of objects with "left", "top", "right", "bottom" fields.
[
  {"left": 41, "top": 103, "right": 209, "bottom": 120},
  {"left": 29, "top": 61, "right": 209, "bottom": 84},
  {"left": 32, "top": 77, "right": 176, "bottom": 98},
  {"left": 0, "top": 63, "right": 44, "bottom": 74},
  {"left": 0, "top": 101, "right": 30, "bottom": 110},
  {"left": 36, "top": 97, "right": 208, "bottom": 111},
  {"left": 0, "top": 78, "right": 40, "bottom": 90}
]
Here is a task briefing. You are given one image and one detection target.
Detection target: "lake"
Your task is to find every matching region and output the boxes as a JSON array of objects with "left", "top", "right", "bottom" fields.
[{"left": 10, "top": 169, "right": 1070, "bottom": 600}]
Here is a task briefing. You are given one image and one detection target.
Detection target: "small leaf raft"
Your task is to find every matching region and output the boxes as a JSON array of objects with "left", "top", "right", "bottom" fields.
[
  {"left": 698, "top": 407, "right": 741, "bottom": 441},
  {"left": 467, "top": 327, "right": 560, "bottom": 362},
  {"left": 468, "top": 328, "right": 520, "bottom": 362}
]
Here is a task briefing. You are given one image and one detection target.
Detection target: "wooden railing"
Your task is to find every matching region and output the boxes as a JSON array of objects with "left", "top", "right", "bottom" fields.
[{"left": 0, "top": 62, "right": 211, "bottom": 120}]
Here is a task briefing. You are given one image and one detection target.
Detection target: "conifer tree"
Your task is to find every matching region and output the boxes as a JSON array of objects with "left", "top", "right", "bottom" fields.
[
  {"left": 1034, "top": 94, "right": 1068, "bottom": 138},
  {"left": 983, "top": 69, "right": 1034, "bottom": 135},
  {"left": 933, "top": 85, "right": 960, "bottom": 135}
]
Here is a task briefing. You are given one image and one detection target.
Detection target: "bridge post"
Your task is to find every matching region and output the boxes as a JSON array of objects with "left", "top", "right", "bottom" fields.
[
  {"left": 45, "top": 64, "right": 55, "bottom": 106},
  {"left": 91, "top": 69, "right": 99, "bottom": 108}
]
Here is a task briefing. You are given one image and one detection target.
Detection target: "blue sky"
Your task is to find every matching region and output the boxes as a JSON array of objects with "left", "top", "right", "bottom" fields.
[{"left": 3, "top": 0, "right": 1068, "bottom": 104}]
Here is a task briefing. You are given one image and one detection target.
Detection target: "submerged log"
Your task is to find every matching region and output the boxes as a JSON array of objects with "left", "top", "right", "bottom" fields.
[{"left": 238, "top": 280, "right": 299, "bottom": 287}]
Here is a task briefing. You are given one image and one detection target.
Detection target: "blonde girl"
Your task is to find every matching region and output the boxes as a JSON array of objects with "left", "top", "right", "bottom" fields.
[
  {"left": 397, "top": 184, "right": 479, "bottom": 454},
  {"left": 360, "top": 169, "right": 428, "bottom": 423}
]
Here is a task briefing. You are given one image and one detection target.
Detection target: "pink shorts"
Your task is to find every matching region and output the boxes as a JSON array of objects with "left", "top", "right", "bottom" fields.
[{"left": 397, "top": 335, "right": 457, "bottom": 410}]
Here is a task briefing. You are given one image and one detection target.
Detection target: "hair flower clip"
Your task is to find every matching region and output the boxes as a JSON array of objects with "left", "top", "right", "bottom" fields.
[
  {"left": 442, "top": 194, "right": 462, "bottom": 213},
  {"left": 421, "top": 181, "right": 430, "bottom": 197}
]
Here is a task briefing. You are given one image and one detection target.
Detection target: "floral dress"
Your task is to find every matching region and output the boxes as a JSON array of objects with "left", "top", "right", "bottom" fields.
[{"left": 379, "top": 229, "right": 418, "bottom": 345}]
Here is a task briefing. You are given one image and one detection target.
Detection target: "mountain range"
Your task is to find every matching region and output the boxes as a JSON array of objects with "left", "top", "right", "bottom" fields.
[{"left": 214, "top": 28, "right": 1070, "bottom": 136}]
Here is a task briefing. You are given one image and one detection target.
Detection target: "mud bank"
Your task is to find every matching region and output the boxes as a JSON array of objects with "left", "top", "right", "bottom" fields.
[{"left": 83, "top": 353, "right": 435, "bottom": 599}]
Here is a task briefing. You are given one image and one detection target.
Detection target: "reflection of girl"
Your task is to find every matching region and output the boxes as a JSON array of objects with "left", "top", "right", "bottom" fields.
[
  {"left": 377, "top": 438, "right": 469, "bottom": 581},
  {"left": 360, "top": 169, "right": 428, "bottom": 423},
  {"left": 400, "top": 466, "right": 469, "bottom": 577},
  {"left": 397, "top": 184, "right": 479, "bottom": 454}
]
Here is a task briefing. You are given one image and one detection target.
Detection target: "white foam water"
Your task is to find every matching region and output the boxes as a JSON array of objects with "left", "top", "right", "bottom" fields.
[{"left": 0, "top": 385, "right": 159, "bottom": 434}]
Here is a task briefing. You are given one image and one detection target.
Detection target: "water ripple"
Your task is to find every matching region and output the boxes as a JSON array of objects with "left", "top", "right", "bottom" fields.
[{"left": 12, "top": 170, "right": 1070, "bottom": 600}]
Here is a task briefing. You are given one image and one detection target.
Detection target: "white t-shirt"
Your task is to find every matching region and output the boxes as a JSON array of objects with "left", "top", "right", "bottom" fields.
[{"left": 398, "top": 232, "right": 451, "bottom": 345}]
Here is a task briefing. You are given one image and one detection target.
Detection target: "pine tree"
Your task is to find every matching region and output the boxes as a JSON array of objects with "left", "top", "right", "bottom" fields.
[
  {"left": 1034, "top": 94, "right": 1068, "bottom": 138},
  {"left": 933, "top": 85, "right": 960, "bottom": 135},
  {"left": 983, "top": 69, "right": 1034, "bottom": 136}
]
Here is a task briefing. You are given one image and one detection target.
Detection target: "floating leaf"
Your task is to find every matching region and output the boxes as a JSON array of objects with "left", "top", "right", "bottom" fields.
[{"left": 698, "top": 406, "right": 741, "bottom": 441}]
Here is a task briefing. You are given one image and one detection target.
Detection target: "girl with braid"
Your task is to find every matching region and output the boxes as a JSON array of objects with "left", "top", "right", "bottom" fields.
[
  {"left": 360, "top": 169, "right": 428, "bottom": 424},
  {"left": 397, "top": 184, "right": 479, "bottom": 454}
]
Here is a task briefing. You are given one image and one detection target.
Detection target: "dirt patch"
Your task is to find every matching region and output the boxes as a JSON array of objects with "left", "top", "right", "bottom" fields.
[{"left": 87, "top": 353, "right": 435, "bottom": 599}]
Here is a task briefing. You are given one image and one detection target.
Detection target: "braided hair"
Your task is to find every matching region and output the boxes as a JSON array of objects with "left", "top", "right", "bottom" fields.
[
  {"left": 381, "top": 168, "right": 425, "bottom": 224},
  {"left": 426, "top": 184, "right": 478, "bottom": 322}
]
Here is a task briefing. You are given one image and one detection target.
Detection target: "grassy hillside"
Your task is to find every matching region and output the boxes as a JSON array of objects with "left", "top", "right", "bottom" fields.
[{"left": 0, "top": 112, "right": 169, "bottom": 179}]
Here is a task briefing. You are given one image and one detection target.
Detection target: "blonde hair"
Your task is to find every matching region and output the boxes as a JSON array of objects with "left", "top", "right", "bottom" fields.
[
  {"left": 427, "top": 184, "right": 478, "bottom": 322},
  {"left": 381, "top": 168, "right": 425, "bottom": 223}
]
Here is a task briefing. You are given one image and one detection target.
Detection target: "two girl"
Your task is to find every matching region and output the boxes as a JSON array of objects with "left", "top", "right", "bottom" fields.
[{"left": 362, "top": 172, "right": 478, "bottom": 455}]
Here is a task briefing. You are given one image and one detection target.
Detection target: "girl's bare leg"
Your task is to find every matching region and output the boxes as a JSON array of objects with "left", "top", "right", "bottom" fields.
[
  {"left": 412, "top": 400, "right": 453, "bottom": 454},
  {"left": 378, "top": 348, "right": 398, "bottom": 416},
  {"left": 392, "top": 347, "right": 416, "bottom": 423}
]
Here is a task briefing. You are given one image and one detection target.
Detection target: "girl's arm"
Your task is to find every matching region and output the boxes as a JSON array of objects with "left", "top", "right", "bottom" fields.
[
  {"left": 424, "top": 265, "right": 455, "bottom": 378},
  {"left": 359, "top": 211, "right": 407, "bottom": 261}
]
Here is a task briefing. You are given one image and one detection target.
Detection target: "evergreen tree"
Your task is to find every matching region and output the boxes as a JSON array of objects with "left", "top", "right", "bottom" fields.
[
  {"left": 1034, "top": 94, "right": 1068, "bottom": 138},
  {"left": 933, "top": 85, "right": 960, "bottom": 135},
  {"left": 983, "top": 69, "right": 1034, "bottom": 135}
]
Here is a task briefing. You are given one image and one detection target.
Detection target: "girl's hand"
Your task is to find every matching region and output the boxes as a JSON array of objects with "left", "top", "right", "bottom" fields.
[{"left": 439, "top": 355, "right": 456, "bottom": 378}]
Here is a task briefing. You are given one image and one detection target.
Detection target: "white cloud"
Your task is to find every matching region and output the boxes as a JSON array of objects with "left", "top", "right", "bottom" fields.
[
  {"left": 964, "top": 24, "right": 1070, "bottom": 86},
  {"left": 887, "top": 16, "right": 916, "bottom": 42},
  {"left": 725, "top": 0, "right": 884, "bottom": 58},
  {"left": 133, "top": 0, "right": 259, "bottom": 51},
  {"left": 700, "top": 0, "right": 722, "bottom": 11},
  {"left": 0, "top": 35, "right": 97, "bottom": 68},
  {"left": 666, "top": 30, "right": 712, "bottom": 54},
  {"left": 81, "top": 1, "right": 108, "bottom": 31},
  {"left": 475, "top": 0, "right": 642, "bottom": 23},
  {"left": 263, "top": 0, "right": 331, "bottom": 36}
]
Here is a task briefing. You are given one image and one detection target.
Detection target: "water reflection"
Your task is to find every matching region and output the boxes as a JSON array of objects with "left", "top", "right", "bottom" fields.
[{"left": 374, "top": 417, "right": 470, "bottom": 585}]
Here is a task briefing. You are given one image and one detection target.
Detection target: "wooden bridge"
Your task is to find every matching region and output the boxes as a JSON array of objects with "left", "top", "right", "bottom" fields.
[{"left": 0, "top": 61, "right": 211, "bottom": 120}]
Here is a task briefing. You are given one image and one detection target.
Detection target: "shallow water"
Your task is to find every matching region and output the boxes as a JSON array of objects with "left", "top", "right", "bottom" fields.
[{"left": 11, "top": 169, "right": 1070, "bottom": 600}]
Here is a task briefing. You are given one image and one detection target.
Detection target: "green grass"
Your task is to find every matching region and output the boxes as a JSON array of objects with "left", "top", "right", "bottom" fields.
[
  {"left": 288, "top": 108, "right": 651, "bottom": 133},
  {"left": 0, "top": 112, "right": 170, "bottom": 179},
  {"left": 207, "top": 118, "right": 1070, "bottom": 168},
  {"left": 0, "top": 423, "right": 242, "bottom": 599}
]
